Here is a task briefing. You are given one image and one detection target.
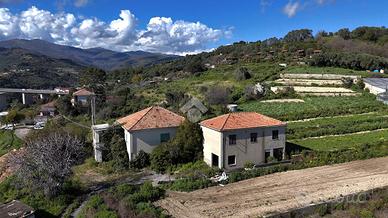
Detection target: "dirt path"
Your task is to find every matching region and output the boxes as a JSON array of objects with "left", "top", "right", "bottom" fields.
[
  {"left": 156, "top": 157, "right": 388, "bottom": 218},
  {"left": 287, "top": 112, "right": 378, "bottom": 123},
  {"left": 293, "top": 128, "right": 388, "bottom": 140}
]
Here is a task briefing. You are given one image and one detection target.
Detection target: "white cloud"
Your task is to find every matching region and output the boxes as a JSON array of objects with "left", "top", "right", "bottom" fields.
[
  {"left": 74, "top": 0, "right": 88, "bottom": 7},
  {"left": 0, "top": 6, "right": 228, "bottom": 54},
  {"left": 283, "top": 1, "right": 300, "bottom": 17}
]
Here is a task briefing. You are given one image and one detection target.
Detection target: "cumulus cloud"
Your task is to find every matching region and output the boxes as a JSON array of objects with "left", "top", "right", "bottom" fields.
[
  {"left": 0, "top": 6, "right": 228, "bottom": 54},
  {"left": 283, "top": 1, "right": 300, "bottom": 17}
]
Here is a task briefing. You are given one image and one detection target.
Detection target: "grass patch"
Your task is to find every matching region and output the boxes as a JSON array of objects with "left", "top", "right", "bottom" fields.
[
  {"left": 0, "top": 130, "right": 22, "bottom": 156},
  {"left": 287, "top": 112, "right": 388, "bottom": 139},
  {"left": 78, "top": 182, "right": 166, "bottom": 218},
  {"left": 72, "top": 158, "right": 143, "bottom": 188},
  {"left": 290, "top": 129, "right": 388, "bottom": 151},
  {"left": 284, "top": 65, "right": 377, "bottom": 77},
  {"left": 240, "top": 94, "right": 385, "bottom": 121},
  {"left": 0, "top": 176, "right": 82, "bottom": 217}
]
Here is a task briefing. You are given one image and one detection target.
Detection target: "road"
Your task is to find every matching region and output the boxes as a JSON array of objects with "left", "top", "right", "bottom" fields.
[{"left": 156, "top": 157, "right": 388, "bottom": 218}]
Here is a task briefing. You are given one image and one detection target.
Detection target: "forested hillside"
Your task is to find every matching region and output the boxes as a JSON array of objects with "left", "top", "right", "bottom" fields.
[{"left": 113, "top": 26, "right": 388, "bottom": 81}]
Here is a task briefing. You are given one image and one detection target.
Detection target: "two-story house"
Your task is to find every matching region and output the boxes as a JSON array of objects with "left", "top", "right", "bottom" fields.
[
  {"left": 200, "top": 112, "right": 286, "bottom": 170},
  {"left": 71, "top": 88, "right": 95, "bottom": 107},
  {"left": 117, "top": 106, "right": 185, "bottom": 161}
]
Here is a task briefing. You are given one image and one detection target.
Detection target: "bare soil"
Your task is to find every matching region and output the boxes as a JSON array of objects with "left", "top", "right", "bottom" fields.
[
  {"left": 0, "top": 149, "right": 23, "bottom": 183},
  {"left": 156, "top": 157, "right": 388, "bottom": 218}
]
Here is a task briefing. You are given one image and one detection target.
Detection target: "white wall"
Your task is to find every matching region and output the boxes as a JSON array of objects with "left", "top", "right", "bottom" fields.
[
  {"left": 202, "top": 125, "right": 286, "bottom": 170},
  {"left": 202, "top": 127, "right": 223, "bottom": 168},
  {"left": 123, "top": 127, "right": 178, "bottom": 161}
]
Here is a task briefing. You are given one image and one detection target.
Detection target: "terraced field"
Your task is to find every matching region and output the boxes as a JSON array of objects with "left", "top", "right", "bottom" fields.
[
  {"left": 240, "top": 94, "right": 385, "bottom": 121},
  {"left": 287, "top": 112, "right": 388, "bottom": 139},
  {"left": 290, "top": 129, "right": 388, "bottom": 151}
]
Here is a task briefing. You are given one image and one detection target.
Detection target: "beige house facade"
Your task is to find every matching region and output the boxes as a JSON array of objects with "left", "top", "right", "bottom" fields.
[
  {"left": 117, "top": 106, "right": 185, "bottom": 161},
  {"left": 200, "top": 112, "right": 286, "bottom": 170}
]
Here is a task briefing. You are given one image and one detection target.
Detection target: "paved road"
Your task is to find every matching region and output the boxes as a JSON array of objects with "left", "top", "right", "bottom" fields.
[{"left": 156, "top": 157, "right": 388, "bottom": 218}]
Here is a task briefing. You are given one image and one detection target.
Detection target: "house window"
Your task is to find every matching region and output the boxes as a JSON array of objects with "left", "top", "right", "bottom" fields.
[
  {"left": 229, "top": 135, "right": 236, "bottom": 145},
  {"left": 160, "top": 133, "right": 170, "bottom": 143},
  {"left": 272, "top": 130, "right": 279, "bottom": 140},
  {"left": 228, "top": 155, "right": 236, "bottom": 166},
  {"left": 250, "top": 133, "right": 258, "bottom": 143}
]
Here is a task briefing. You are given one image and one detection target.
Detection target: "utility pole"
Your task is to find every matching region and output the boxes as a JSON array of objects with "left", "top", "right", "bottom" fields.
[{"left": 91, "top": 94, "right": 96, "bottom": 126}]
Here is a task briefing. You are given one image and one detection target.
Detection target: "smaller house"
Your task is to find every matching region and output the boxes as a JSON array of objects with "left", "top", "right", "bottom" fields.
[
  {"left": 92, "top": 123, "right": 110, "bottom": 162},
  {"left": 71, "top": 88, "right": 95, "bottom": 107},
  {"left": 0, "top": 200, "right": 35, "bottom": 218},
  {"left": 117, "top": 106, "right": 185, "bottom": 161},
  {"left": 200, "top": 112, "right": 287, "bottom": 170},
  {"left": 39, "top": 101, "right": 57, "bottom": 117}
]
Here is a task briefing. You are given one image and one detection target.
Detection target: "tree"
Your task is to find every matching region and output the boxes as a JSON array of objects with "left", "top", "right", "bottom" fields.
[
  {"left": 283, "top": 29, "right": 313, "bottom": 42},
  {"left": 80, "top": 68, "right": 107, "bottom": 88},
  {"left": 336, "top": 28, "right": 351, "bottom": 40},
  {"left": 129, "top": 150, "right": 150, "bottom": 169},
  {"left": 102, "top": 127, "right": 129, "bottom": 171},
  {"left": 150, "top": 120, "right": 203, "bottom": 173},
  {"left": 205, "top": 86, "right": 231, "bottom": 106},
  {"left": 16, "top": 131, "right": 85, "bottom": 197},
  {"left": 173, "top": 120, "right": 203, "bottom": 161},
  {"left": 235, "top": 67, "right": 252, "bottom": 81}
]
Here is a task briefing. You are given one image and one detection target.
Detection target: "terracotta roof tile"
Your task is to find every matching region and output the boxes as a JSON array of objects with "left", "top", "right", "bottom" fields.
[
  {"left": 200, "top": 112, "right": 286, "bottom": 131},
  {"left": 73, "top": 88, "right": 94, "bottom": 96},
  {"left": 117, "top": 106, "right": 185, "bottom": 131}
]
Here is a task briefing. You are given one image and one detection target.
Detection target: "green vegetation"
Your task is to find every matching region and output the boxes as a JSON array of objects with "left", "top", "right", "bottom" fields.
[
  {"left": 309, "top": 188, "right": 388, "bottom": 218},
  {"left": 287, "top": 112, "right": 388, "bottom": 140},
  {"left": 291, "top": 129, "right": 388, "bottom": 151},
  {"left": 151, "top": 120, "right": 203, "bottom": 173},
  {"left": 0, "top": 176, "right": 82, "bottom": 216},
  {"left": 240, "top": 94, "right": 384, "bottom": 121},
  {"left": 166, "top": 141, "right": 388, "bottom": 192},
  {"left": 0, "top": 130, "right": 22, "bottom": 156},
  {"left": 284, "top": 65, "right": 371, "bottom": 76},
  {"left": 78, "top": 182, "right": 166, "bottom": 218}
]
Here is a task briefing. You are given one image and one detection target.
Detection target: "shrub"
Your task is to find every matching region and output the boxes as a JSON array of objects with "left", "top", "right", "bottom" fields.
[
  {"left": 130, "top": 150, "right": 150, "bottom": 170},
  {"left": 359, "top": 209, "right": 374, "bottom": 218},
  {"left": 205, "top": 86, "right": 231, "bottom": 106},
  {"left": 168, "top": 178, "right": 213, "bottom": 192},
  {"left": 244, "top": 161, "right": 255, "bottom": 169},
  {"left": 316, "top": 204, "right": 330, "bottom": 216},
  {"left": 151, "top": 121, "right": 204, "bottom": 173},
  {"left": 235, "top": 67, "right": 252, "bottom": 81},
  {"left": 175, "top": 161, "right": 219, "bottom": 179}
]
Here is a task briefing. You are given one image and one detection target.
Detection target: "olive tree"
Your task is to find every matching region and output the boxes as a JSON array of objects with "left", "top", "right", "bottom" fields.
[{"left": 16, "top": 131, "right": 85, "bottom": 197}]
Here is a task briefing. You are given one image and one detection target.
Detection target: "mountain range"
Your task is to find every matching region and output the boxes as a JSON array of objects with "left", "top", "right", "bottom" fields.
[
  {"left": 0, "top": 39, "right": 180, "bottom": 88},
  {"left": 0, "top": 39, "right": 179, "bottom": 71}
]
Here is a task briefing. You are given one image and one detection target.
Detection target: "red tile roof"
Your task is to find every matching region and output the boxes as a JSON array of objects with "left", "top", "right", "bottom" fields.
[
  {"left": 117, "top": 106, "right": 185, "bottom": 131},
  {"left": 73, "top": 88, "right": 95, "bottom": 96},
  {"left": 200, "top": 112, "right": 286, "bottom": 131}
]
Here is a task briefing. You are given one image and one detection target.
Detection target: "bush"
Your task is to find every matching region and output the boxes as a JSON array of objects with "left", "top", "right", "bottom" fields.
[
  {"left": 175, "top": 161, "right": 219, "bottom": 179},
  {"left": 80, "top": 182, "right": 165, "bottom": 218},
  {"left": 205, "top": 86, "right": 231, "bottom": 106},
  {"left": 151, "top": 120, "right": 203, "bottom": 173},
  {"left": 130, "top": 150, "right": 150, "bottom": 170},
  {"left": 359, "top": 209, "right": 374, "bottom": 218},
  {"left": 235, "top": 67, "right": 252, "bottom": 81},
  {"left": 102, "top": 127, "right": 129, "bottom": 171},
  {"left": 168, "top": 178, "right": 213, "bottom": 192}
]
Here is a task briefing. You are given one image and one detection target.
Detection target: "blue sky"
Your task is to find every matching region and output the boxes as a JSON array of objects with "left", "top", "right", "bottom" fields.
[{"left": 0, "top": 0, "right": 387, "bottom": 54}]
